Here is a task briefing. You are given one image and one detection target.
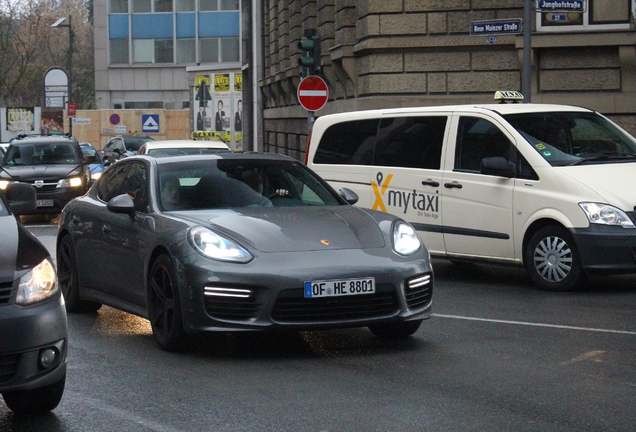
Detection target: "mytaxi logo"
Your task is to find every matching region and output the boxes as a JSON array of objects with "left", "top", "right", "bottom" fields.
[{"left": 371, "top": 172, "right": 393, "bottom": 212}]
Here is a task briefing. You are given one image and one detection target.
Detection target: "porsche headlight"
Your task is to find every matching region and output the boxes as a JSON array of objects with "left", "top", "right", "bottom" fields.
[
  {"left": 579, "top": 203, "right": 635, "bottom": 228},
  {"left": 188, "top": 227, "right": 253, "bottom": 263},
  {"left": 15, "top": 257, "right": 58, "bottom": 305},
  {"left": 393, "top": 221, "right": 422, "bottom": 256},
  {"left": 58, "top": 177, "right": 83, "bottom": 188}
]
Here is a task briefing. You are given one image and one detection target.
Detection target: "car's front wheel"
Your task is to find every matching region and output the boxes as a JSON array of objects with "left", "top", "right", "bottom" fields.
[
  {"left": 526, "top": 225, "right": 584, "bottom": 292},
  {"left": 2, "top": 374, "right": 65, "bottom": 415},
  {"left": 368, "top": 320, "right": 422, "bottom": 339},
  {"left": 147, "top": 254, "right": 188, "bottom": 352},
  {"left": 57, "top": 234, "right": 101, "bottom": 312}
]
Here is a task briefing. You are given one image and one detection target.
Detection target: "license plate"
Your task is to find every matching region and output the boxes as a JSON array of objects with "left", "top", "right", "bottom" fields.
[
  {"left": 36, "top": 199, "right": 54, "bottom": 207},
  {"left": 304, "top": 277, "right": 375, "bottom": 298}
]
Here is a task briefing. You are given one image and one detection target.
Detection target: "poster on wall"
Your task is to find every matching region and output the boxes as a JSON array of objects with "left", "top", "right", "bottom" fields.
[
  {"left": 233, "top": 73, "right": 243, "bottom": 149},
  {"left": 194, "top": 75, "right": 212, "bottom": 131},
  {"left": 6, "top": 108, "right": 36, "bottom": 132},
  {"left": 40, "top": 111, "right": 64, "bottom": 134},
  {"left": 214, "top": 73, "right": 231, "bottom": 142}
]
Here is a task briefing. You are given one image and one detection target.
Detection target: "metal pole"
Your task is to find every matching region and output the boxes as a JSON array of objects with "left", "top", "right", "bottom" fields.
[{"left": 523, "top": 0, "right": 532, "bottom": 102}]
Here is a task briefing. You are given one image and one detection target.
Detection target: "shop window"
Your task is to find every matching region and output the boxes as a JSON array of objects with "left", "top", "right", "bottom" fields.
[{"left": 538, "top": 0, "right": 634, "bottom": 31}]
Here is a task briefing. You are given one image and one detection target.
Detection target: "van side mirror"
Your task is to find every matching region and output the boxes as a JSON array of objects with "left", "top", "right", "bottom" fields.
[
  {"left": 338, "top": 188, "right": 359, "bottom": 205},
  {"left": 480, "top": 157, "right": 516, "bottom": 178}
]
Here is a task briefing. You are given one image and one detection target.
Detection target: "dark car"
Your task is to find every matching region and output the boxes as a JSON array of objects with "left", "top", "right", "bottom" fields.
[
  {"left": 0, "top": 135, "right": 91, "bottom": 214},
  {"left": 102, "top": 135, "right": 155, "bottom": 163},
  {"left": 79, "top": 142, "right": 106, "bottom": 184},
  {"left": 0, "top": 182, "right": 67, "bottom": 414},
  {"left": 57, "top": 153, "right": 433, "bottom": 351}
]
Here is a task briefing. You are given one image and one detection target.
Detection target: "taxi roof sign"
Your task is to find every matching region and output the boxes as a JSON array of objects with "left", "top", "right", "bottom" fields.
[{"left": 494, "top": 91, "right": 524, "bottom": 103}]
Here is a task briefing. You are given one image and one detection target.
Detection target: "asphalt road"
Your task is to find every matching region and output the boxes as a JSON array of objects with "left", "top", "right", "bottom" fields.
[{"left": 1, "top": 221, "right": 634, "bottom": 431}]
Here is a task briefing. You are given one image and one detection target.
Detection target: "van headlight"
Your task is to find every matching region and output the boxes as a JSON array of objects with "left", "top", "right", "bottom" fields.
[
  {"left": 0, "top": 180, "right": 9, "bottom": 190},
  {"left": 393, "top": 221, "right": 422, "bottom": 255},
  {"left": 15, "top": 258, "right": 58, "bottom": 305},
  {"left": 188, "top": 227, "right": 253, "bottom": 263},
  {"left": 579, "top": 203, "right": 635, "bottom": 228},
  {"left": 58, "top": 177, "right": 83, "bottom": 188}
]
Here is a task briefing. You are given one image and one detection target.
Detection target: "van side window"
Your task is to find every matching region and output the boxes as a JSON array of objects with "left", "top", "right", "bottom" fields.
[
  {"left": 455, "top": 117, "right": 512, "bottom": 173},
  {"left": 313, "top": 119, "right": 379, "bottom": 165},
  {"left": 515, "top": 149, "right": 539, "bottom": 180},
  {"left": 375, "top": 116, "right": 447, "bottom": 169}
]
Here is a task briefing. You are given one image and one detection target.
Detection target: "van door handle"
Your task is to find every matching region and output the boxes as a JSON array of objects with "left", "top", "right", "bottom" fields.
[
  {"left": 421, "top": 180, "right": 440, "bottom": 187},
  {"left": 444, "top": 182, "right": 463, "bottom": 189}
]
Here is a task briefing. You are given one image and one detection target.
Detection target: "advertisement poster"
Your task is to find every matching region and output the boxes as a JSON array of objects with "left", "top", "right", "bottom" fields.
[
  {"left": 6, "top": 108, "right": 35, "bottom": 132},
  {"left": 194, "top": 75, "right": 212, "bottom": 131},
  {"left": 233, "top": 73, "right": 243, "bottom": 148},
  {"left": 213, "top": 73, "right": 231, "bottom": 142},
  {"left": 40, "top": 111, "right": 64, "bottom": 134}
]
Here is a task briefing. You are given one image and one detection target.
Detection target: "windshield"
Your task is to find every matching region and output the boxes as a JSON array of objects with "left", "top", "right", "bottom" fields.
[
  {"left": 3, "top": 143, "right": 79, "bottom": 166},
  {"left": 503, "top": 112, "right": 636, "bottom": 167},
  {"left": 125, "top": 137, "right": 154, "bottom": 152},
  {"left": 157, "top": 159, "right": 342, "bottom": 211}
]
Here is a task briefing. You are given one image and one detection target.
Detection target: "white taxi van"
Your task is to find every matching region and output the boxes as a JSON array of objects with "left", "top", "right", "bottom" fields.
[{"left": 306, "top": 92, "right": 636, "bottom": 291}]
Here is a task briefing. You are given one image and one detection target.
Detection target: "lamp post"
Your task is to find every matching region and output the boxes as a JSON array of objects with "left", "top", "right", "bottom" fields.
[{"left": 52, "top": 15, "right": 74, "bottom": 134}]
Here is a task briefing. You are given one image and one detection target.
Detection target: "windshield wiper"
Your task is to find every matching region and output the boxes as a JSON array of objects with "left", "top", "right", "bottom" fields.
[{"left": 570, "top": 152, "right": 636, "bottom": 166}]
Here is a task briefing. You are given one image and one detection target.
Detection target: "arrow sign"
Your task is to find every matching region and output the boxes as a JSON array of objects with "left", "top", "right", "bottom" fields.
[
  {"left": 297, "top": 76, "right": 329, "bottom": 112},
  {"left": 195, "top": 81, "right": 212, "bottom": 101}
]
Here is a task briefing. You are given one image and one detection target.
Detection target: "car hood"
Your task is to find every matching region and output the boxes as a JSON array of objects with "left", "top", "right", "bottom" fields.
[
  {"left": 557, "top": 163, "right": 636, "bottom": 210},
  {"left": 0, "top": 214, "right": 19, "bottom": 282},
  {"left": 0, "top": 164, "right": 82, "bottom": 180},
  {"left": 178, "top": 205, "right": 386, "bottom": 253}
]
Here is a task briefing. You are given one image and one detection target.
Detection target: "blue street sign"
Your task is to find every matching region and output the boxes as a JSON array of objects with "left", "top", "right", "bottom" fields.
[
  {"left": 142, "top": 114, "right": 159, "bottom": 133},
  {"left": 535, "top": 0, "right": 586, "bottom": 13},
  {"left": 470, "top": 19, "right": 523, "bottom": 36}
]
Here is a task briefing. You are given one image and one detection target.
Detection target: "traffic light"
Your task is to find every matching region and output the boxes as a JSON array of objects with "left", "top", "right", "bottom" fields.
[{"left": 298, "top": 29, "right": 321, "bottom": 76}]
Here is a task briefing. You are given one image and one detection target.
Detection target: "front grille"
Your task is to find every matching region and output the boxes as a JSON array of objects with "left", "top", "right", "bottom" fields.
[
  {"left": 272, "top": 284, "right": 398, "bottom": 323},
  {"left": 203, "top": 291, "right": 262, "bottom": 320},
  {"left": 405, "top": 273, "right": 433, "bottom": 310},
  {"left": 0, "top": 353, "right": 20, "bottom": 384},
  {"left": 24, "top": 180, "right": 59, "bottom": 192},
  {"left": 0, "top": 281, "right": 14, "bottom": 305}
]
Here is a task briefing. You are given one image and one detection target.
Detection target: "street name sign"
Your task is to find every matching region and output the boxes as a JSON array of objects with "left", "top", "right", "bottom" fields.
[{"left": 470, "top": 19, "right": 523, "bottom": 36}]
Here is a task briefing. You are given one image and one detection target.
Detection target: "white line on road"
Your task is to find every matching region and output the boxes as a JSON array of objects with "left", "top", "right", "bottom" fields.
[{"left": 433, "top": 313, "right": 636, "bottom": 335}]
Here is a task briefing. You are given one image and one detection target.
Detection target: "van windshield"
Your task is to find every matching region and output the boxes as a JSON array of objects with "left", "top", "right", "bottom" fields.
[{"left": 503, "top": 112, "right": 636, "bottom": 167}]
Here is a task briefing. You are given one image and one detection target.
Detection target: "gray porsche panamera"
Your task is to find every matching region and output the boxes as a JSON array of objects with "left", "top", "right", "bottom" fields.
[{"left": 56, "top": 153, "right": 433, "bottom": 351}]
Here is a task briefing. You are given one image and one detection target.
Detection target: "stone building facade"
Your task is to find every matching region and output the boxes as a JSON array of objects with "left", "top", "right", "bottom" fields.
[{"left": 258, "top": 0, "right": 636, "bottom": 161}]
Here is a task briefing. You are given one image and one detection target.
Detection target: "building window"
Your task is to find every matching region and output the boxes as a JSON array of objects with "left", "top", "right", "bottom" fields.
[
  {"left": 177, "top": 0, "right": 195, "bottom": 11},
  {"left": 154, "top": 0, "right": 173, "bottom": 12},
  {"left": 538, "top": 0, "right": 634, "bottom": 31},
  {"left": 133, "top": 0, "right": 151, "bottom": 13},
  {"left": 124, "top": 101, "right": 165, "bottom": 109},
  {"left": 220, "top": 0, "right": 239, "bottom": 10},
  {"left": 133, "top": 39, "right": 154, "bottom": 63},
  {"left": 110, "top": 39, "right": 129, "bottom": 64},
  {"left": 220, "top": 37, "right": 239, "bottom": 62},
  {"left": 200, "top": 37, "right": 219, "bottom": 62},
  {"left": 155, "top": 38, "right": 174, "bottom": 63},
  {"left": 110, "top": 0, "right": 129, "bottom": 13},
  {"left": 177, "top": 38, "right": 196, "bottom": 62}
]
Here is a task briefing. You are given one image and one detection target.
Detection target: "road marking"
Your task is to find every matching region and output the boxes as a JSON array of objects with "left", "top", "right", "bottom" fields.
[{"left": 433, "top": 313, "right": 636, "bottom": 335}]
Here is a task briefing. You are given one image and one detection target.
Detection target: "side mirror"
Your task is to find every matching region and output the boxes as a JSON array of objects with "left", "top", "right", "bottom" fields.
[
  {"left": 480, "top": 157, "right": 516, "bottom": 178},
  {"left": 107, "top": 193, "right": 136, "bottom": 221},
  {"left": 84, "top": 155, "right": 97, "bottom": 164},
  {"left": 5, "top": 182, "right": 37, "bottom": 216},
  {"left": 338, "top": 187, "right": 359, "bottom": 205}
]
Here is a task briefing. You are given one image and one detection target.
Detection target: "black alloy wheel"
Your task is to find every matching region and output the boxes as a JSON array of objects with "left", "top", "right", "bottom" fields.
[
  {"left": 147, "top": 254, "right": 188, "bottom": 352},
  {"left": 57, "top": 234, "right": 101, "bottom": 313},
  {"left": 526, "top": 225, "right": 584, "bottom": 292}
]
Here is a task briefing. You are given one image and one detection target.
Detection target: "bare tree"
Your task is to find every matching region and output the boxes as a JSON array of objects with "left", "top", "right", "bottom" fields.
[{"left": 0, "top": 0, "right": 94, "bottom": 108}]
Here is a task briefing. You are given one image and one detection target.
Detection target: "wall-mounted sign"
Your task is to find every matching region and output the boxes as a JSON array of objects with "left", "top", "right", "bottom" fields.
[{"left": 43, "top": 68, "right": 69, "bottom": 108}]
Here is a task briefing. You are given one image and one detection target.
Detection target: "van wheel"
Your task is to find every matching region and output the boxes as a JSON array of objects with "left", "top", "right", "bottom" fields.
[
  {"left": 2, "top": 374, "right": 65, "bottom": 415},
  {"left": 57, "top": 235, "right": 101, "bottom": 312},
  {"left": 526, "top": 226, "right": 583, "bottom": 292},
  {"left": 368, "top": 320, "right": 422, "bottom": 339}
]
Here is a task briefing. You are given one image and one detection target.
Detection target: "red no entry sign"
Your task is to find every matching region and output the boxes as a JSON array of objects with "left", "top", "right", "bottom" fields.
[{"left": 297, "top": 76, "right": 329, "bottom": 111}]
